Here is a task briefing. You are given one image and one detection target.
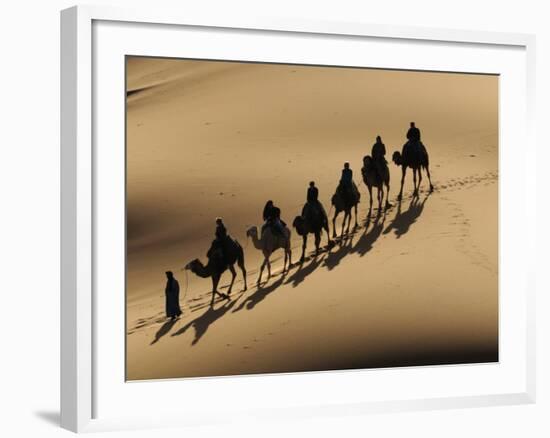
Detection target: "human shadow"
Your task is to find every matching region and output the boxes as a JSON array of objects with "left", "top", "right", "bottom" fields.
[
  {"left": 284, "top": 253, "right": 326, "bottom": 288},
  {"left": 232, "top": 272, "right": 287, "bottom": 312},
  {"left": 383, "top": 193, "right": 430, "bottom": 239},
  {"left": 352, "top": 209, "right": 388, "bottom": 257},
  {"left": 170, "top": 299, "right": 237, "bottom": 345},
  {"left": 150, "top": 318, "right": 178, "bottom": 345}
]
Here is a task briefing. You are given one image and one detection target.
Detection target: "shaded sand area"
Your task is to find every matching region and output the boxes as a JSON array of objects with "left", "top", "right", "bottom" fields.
[{"left": 126, "top": 57, "right": 498, "bottom": 380}]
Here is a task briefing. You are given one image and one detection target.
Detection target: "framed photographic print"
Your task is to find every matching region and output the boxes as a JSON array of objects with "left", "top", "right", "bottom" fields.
[{"left": 61, "top": 5, "right": 536, "bottom": 433}]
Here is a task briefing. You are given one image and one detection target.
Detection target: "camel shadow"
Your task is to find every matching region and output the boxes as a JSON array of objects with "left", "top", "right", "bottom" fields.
[
  {"left": 352, "top": 210, "right": 387, "bottom": 257},
  {"left": 233, "top": 272, "right": 287, "bottom": 312},
  {"left": 150, "top": 318, "right": 178, "bottom": 345},
  {"left": 323, "top": 232, "right": 356, "bottom": 271},
  {"left": 284, "top": 254, "right": 326, "bottom": 288},
  {"left": 383, "top": 193, "right": 430, "bottom": 239},
  {"left": 171, "top": 299, "right": 237, "bottom": 345}
]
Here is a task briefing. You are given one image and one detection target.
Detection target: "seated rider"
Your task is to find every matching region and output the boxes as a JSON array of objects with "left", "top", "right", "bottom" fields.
[
  {"left": 339, "top": 162, "right": 353, "bottom": 195},
  {"left": 208, "top": 217, "right": 229, "bottom": 260},
  {"left": 262, "top": 200, "right": 285, "bottom": 236},
  {"left": 215, "top": 217, "right": 227, "bottom": 241},
  {"left": 406, "top": 121, "right": 421, "bottom": 144},
  {"left": 371, "top": 135, "right": 387, "bottom": 178},
  {"left": 307, "top": 181, "right": 319, "bottom": 203},
  {"left": 305, "top": 181, "right": 326, "bottom": 218}
]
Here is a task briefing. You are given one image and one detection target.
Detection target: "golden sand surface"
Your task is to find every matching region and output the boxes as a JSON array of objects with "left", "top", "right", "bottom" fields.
[{"left": 126, "top": 58, "right": 498, "bottom": 380}]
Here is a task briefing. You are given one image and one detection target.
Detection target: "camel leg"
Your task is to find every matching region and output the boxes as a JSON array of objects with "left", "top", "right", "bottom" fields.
[
  {"left": 324, "top": 222, "right": 332, "bottom": 247},
  {"left": 332, "top": 210, "right": 338, "bottom": 238},
  {"left": 237, "top": 254, "right": 247, "bottom": 291},
  {"left": 413, "top": 168, "right": 418, "bottom": 197},
  {"left": 398, "top": 166, "right": 406, "bottom": 201},
  {"left": 287, "top": 246, "right": 292, "bottom": 268},
  {"left": 267, "top": 259, "right": 272, "bottom": 279},
  {"left": 300, "top": 234, "right": 307, "bottom": 262},
  {"left": 418, "top": 167, "right": 423, "bottom": 193},
  {"left": 211, "top": 274, "right": 221, "bottom": 306},
  {"left": 368, "top": 185, "right": 373, "bottom": 212},
  {"left": 314, "top": 232, "right": 321, "bottom": 255},
  {"left": 385, "top": 181, "right": 391, "bottom": 209},
  {"left": 342, "top": 211, "right": 348, "bottom": 237},
  {"left": 257, "top": 259, "right": 266, "bottom": 285},
  {"left": 345, "top": 210, "right": 352, "bottom": 235},
  {"left": 354, "top": 204, "right": 358, "bottom": 228},
  {"left": 425, "top": 165, "right": 434, "bottom": 192},
  {"left": 226, "top": 264, "right": 237, "bottom": 295}
]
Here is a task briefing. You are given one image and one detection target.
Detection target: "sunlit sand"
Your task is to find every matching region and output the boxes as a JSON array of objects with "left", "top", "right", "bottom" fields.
[{"left": 126, "top": 58, "right": 498, "bottom": 380}]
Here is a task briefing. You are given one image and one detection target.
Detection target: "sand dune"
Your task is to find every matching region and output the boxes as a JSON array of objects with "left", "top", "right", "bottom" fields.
[{"left": 126, "top": 57, "right": 498, "bottom": 380}]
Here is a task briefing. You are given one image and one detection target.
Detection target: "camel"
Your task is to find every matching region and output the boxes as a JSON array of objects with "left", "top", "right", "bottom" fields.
[
  {"left": 184, "top": 238, "right": 247, "bottom": 306},
  {"left": 361, "top": 155, "right": 391, "bottom": 213},
  {"left": 392, "top": 141, "right": 434, "bottom": 200},
  {"left": 292, "top": 202, "right": 332, "bottom": 262},
  {"left": 331, "top": 183, "right": 360, "bottom": 238},
  {"left": 246, "top": 225, "right": 292, "bottom": 285}
]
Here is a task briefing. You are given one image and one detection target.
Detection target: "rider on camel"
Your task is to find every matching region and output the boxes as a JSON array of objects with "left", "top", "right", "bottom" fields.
[
  {"left": 406, "top": 121, "right": 421, "bottom": 143},
  {"left": 262, "top": 200, "right": 286, "bottom": 236},
  {"left": 340, "top": 162, "right": 353, "bottom": 192},
  {"left": 338, "top": 162, "right": 359, "bottom": 202},
  {"left": 208, "top": 217, "right": 229, "bottom": 260},
  {"left": 371, "top": 135, "right": 387, "bottom": 179},
  {"left": 305, "top": 181, "right": 327, "bottom": 218}
]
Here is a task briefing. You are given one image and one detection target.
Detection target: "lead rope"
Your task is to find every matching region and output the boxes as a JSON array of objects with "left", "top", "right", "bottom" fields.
[{"left": 181, "top": 268, "right": 189, "bottom": 314}]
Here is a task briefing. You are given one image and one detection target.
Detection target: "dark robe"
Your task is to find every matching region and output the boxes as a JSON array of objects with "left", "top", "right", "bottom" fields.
[
  {"left": 407, "top": 126, "right": 421, "bottom": 142},
  {"left": 340, "top": 168, "right": 353, "bottom": 186},
  {"left": 372, "top": 141, "right": 388, "bottom": 178},
  {"left": 165, "top": 278, "right": 182, "bottom": 318},
  {"left": 262, "top": 202, "right": 285, "bottom": 234},
  {"left": 215, "top": 222, "right": 227, "bottom": 240},
  {"left": 307, "top": 186, "right": 319, "bottom": 203},
  {"left": 372, "top": 141, "right": 386, "bottom": 162}
]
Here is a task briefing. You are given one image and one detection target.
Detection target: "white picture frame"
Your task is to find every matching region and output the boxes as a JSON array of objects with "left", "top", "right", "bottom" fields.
[{"left": 60, "top": 4, "right": 536, "bottom": 433}]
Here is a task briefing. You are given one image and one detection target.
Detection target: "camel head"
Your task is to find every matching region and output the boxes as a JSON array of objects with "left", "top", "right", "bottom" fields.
[
  {"left": 292, "top": 215, "right": 306, "bottom": 235},
  {"left": 184, "top": 258, "right": 200, "bottom": 271},
  {"left": 363, "top": 155, "right": 373, "bottom": 170},
  {"left": 392, "top": 150, "right": 402, "bottom": 166},
  {"left": 246, "top": 226, "right": 258, "bottom": 238}
]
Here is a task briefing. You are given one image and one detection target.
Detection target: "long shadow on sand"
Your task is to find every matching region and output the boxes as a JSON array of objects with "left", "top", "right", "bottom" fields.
[
  {"left": 284, "top": 254, "right": 326, "bottom": 288},
  {"left": 323, "top": 208, "right": 387, "bottom": 270},
  {"left": 170, "top": 299, "right": 237, "bottom": 345},
  {"left": 232, "top": 272, "right": 288, "bottom": 312},
  {"left": 150, "top": 318, "right": 178, "bottom": 345},
  {"left": 383, "top": 194, "right": 430, "bottom": 239},
  {"left": 323, "top": 232, "right": 356, "bottom": 271},
  {"left": 351, "top": 210, "right": 388, "bottom": 257}
]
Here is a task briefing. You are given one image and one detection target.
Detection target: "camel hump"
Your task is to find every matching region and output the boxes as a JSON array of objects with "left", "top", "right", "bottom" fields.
[
  {"left": 207, "top": 235, "right": 240, "bottom": 266},
  {"left": 402, "top": 140, "right": 429, "bottom": 167},
  {"left": 392, "top": 150, "right": 402, "bottom": 165},
  {"left": 230, "top": 237, "right": 242, "bottom": 251}
]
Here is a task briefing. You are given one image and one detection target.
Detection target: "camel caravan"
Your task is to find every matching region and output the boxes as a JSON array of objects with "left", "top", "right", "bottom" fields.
[{"left": 185, "top": 122, "right": 434, "bottom": 306}]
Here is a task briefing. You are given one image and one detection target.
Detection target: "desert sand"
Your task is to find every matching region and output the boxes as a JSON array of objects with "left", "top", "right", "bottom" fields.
[{"left": 125, "top": 57, "right": 498, "bottom": 381}]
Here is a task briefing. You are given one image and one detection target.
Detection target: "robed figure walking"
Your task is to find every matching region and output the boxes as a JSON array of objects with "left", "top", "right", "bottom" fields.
[{"left": 165, "top": 271, "right": 182, "bottom": 320}]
